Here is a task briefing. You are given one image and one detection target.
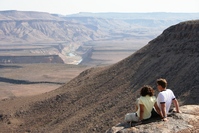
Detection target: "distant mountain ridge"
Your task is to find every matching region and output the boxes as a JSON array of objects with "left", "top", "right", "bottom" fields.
[
  {"left": 67, "top": 12, "right": 199, "bottom": 20},
  {"left": 0, "top": 10, "right": 198, "bottom": 44},
  {"left": 0, "top": 10, "right": 63, "bottom": 20},
  {"left": 0, "top": 10, "right": 101, "bottom": 44},
  {"left": 0, "top": 11, "right": 144, "bottom": 44}
]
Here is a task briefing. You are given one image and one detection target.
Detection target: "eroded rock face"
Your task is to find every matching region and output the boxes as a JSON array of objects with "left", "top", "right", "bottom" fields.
[{"left": 106, "top": 105, "right": 199, "bottom": 133}]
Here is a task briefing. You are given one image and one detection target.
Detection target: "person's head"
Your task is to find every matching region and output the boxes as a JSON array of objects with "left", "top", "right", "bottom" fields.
[
  {"left": 156, "top": 78, "right": 167, "bottom": 91},
  {"left": 140, "top": 85, "right": 154, "bottom": 96}
]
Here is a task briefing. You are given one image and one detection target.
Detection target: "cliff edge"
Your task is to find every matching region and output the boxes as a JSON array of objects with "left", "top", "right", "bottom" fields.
[{"left": 106, "top": 105, "right": 199, "bottom": 133}]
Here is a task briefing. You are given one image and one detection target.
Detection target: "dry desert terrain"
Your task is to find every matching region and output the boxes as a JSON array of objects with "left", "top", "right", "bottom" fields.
[{"left": 0, "top": 39, "right": 148, "bottom": 100}]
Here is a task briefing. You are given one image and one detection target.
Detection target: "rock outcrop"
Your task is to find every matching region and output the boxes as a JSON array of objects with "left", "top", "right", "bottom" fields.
[{"left": 106, "top": 105, "right": 199, "bottom": 133}]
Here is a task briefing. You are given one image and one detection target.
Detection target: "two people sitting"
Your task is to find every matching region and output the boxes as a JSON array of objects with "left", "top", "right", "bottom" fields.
[{"left": 124, "top": 78, "right": 180, "bottom": 124}]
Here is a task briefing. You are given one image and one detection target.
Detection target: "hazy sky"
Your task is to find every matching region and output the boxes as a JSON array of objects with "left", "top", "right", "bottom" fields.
[{"left": 0, "top": 0, "right": 199, "bottom": 15}]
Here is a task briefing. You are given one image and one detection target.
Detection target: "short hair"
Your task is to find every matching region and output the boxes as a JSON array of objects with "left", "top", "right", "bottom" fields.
[
  {"left": 140, "top": 85, "right": 154, "bottom": 96},
  {"left": 157, "top": 78, "right": 167, "bottom": 88}
]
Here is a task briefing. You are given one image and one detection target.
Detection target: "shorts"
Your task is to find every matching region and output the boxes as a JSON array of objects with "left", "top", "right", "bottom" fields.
[{"left": 124, "top": 112, "right": 139, "bottom": 122}]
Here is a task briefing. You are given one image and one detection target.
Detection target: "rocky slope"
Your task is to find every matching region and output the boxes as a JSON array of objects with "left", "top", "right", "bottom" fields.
[{"left": 0, "top": 20, "right": 199, "bottom": 133}]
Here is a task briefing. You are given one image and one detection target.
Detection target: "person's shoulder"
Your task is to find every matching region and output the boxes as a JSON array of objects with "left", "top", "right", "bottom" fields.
[
  {"left": 157, "top": 91, "right": 166, "bottom": 98},
  {"left": 139, "top": 96, "right": 149, "bottom": 100},
  {"left": 139, "top": 96, "right": 144, "bottom": 100},
  {"left": 151, "top": 96, "right": 156, "bottom": 100},
  {"left": 166, "top": 89, "right": 174, "bottom": 93},
  {"left": 158, "top": 91, "right": 165, "bottom": 95},
  {"left": 144, "top": 95, "right": 156, "bottom": 101},
  {"left": 152, "top": 96, "right": 156, "bottom": 99}
]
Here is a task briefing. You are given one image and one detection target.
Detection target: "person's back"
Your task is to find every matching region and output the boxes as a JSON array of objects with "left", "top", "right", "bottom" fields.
[
  {"left": 156, "top": 78, "right": 180, "bottom": 121},
  {"left": 124, "top": 85, "right": 156, "bottom": 123},
  {"left": 136, "top": 95, "right": 156, "bottom": 119},
  {"left": 157, "top": 89, "right": 175, "bottom": 114}
]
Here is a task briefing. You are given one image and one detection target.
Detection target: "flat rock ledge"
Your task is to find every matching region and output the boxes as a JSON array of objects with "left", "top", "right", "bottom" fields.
[{"left": 106, "top": 105, "right": 199, "bottom": 133}]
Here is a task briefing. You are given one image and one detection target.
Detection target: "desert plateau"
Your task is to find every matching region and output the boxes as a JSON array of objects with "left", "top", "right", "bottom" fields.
[{"left": 0, "top": 10, "right": 199, "bottom": 133}]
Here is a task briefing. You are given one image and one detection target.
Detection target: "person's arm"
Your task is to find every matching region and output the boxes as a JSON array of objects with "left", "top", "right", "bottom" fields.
[
  {"left": 135, "top": 104, "right": 138, "bottom": 112},
  {"left": 160, "top": 103, "right": 168, "bottom": 121},
  {"left": 172, "top": 98, "right": 180, "bottom": 113},
  {"left": 154, "top": 102, "right": 163, "bottom": 118},
  {"left": 135, "top": 98, "right": 139, "bottom": 111},
  {"left": 139, "top": 104, "right": 144, "bottom": 121}
]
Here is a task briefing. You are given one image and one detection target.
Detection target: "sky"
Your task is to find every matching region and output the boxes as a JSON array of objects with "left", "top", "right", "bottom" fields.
[{"left": 0, "top": 0, "right": 199, "bottom": 15}]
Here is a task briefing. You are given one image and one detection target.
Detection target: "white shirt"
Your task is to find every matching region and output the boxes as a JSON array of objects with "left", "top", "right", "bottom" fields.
[{"left": 157, "top": 89, "right": 176, "bottom": 113}]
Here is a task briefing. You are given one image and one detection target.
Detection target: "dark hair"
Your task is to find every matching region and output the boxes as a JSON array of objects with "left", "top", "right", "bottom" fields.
[
  {"left": 156, "top": 78, "right": 167, "bottom": 88},
  {"left": 140, "top": 85, "right": 154, "bottom": 96}
]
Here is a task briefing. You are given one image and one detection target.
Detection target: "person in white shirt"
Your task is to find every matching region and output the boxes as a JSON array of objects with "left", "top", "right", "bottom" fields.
[{"left": 156, "top": 78, "right": 180, "bottom": 121}]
